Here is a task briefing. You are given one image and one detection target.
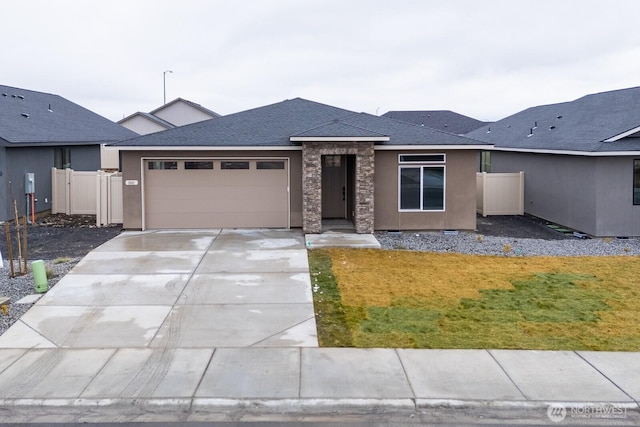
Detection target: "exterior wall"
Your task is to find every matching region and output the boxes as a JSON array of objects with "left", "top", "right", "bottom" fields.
[
  {"left": 492, "top": 152, "right": 597, "bottom": 234},
  {"left": 5, "top": 147, "right": 55, "bottom": 219},
  {"left": 0, "top": 147, "right": 8, "bottom": 220},
  {"left": 121, "top": 150, "right": 302, "bottom": 230},
  {"left": 491, "top": 152, "right": 640, "bottom": 236},
  {"left": 0, "top": 145, "right": 101, "bottom": 221},
  {"left": 120, "top": 115, "right": 168, "bottom": 135},
  {"left": 374, "top": 150, "right": 477, "bottom": 231},
  {"left": 594, "top": 157, "right": 640, "bottom": 236},
  {"left": 154, "top": 102, "right": 216, "bottom": 127},
  {"left": 302, "top": 142, "right": 375, "bottom": 234}
]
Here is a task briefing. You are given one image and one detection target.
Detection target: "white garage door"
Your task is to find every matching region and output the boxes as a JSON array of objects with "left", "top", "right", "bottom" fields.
[{"left": 144, "top": 158, "right": 289, "bottom": 229}]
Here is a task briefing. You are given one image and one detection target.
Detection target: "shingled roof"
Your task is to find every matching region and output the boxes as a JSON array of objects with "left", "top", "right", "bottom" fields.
[
  {"left": 466, "top": 86, "right": 640, "bottom": 153},
  {"left": 113, "top": 98, "right": 487, "bottom": 148},
  {"left": 0, "top": 84, "right": 136, "bottom": 147},
  {"left": 382, "top": 110, "right": 489, "bottom": 134}
]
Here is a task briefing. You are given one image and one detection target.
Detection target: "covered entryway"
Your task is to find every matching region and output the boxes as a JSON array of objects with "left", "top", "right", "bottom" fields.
[
  {"left": 143, "top": 158, "right": 289, "bottom": 229},
  {"left": 321, "top": 154, "right": 355, "bottom": 223}
]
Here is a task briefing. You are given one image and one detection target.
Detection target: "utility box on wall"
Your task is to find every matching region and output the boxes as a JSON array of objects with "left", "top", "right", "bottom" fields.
[{"left": 25, "top": 173, "right": 35, "bottom": 194}]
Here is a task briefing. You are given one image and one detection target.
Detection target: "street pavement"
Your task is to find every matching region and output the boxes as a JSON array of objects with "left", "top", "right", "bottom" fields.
[{"left": 0, "top": 229, "right": 637, "bottom": 425}]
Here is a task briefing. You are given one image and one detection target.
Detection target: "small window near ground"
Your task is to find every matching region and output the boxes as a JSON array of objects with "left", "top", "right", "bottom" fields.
[
  {"left": 148, "top": 161, "right": 177, "bottom": 170},
  {"left": 221, "top": 161, "right": 250, "bottom": 170},
  {"left": 185, "top": 161, "right": 213, "bottom": 170},
  {"left": 634, "top": 160, "right": 640, "bottom": 205},
  {"left": 399, "top": 154, "right": 445, "bottom": 163},
  {"left": 257, "top": 161, "right": 285, "bottom": 170}
]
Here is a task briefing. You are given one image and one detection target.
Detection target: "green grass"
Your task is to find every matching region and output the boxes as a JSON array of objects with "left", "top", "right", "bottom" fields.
[{"left": 308, "top": 249, "right": 640, "bottom": 350}]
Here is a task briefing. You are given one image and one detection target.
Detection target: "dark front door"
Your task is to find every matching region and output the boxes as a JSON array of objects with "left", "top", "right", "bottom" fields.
[{"left": 322, "top": 155, "right": 346, "bottom": 218}]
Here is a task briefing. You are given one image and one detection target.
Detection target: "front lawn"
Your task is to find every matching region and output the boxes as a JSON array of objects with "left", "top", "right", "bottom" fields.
[{"left": 308, "top": 248, "right": 640, "bottom": 350}]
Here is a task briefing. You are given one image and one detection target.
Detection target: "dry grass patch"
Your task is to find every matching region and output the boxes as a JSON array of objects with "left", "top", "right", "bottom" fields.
[{"left": 309, "top": 248, "right": 640, "bottom": 350}]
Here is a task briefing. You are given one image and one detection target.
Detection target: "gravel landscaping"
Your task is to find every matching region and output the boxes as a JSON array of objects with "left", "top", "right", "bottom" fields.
[
  {"left": 1, "top": 213, "right": 639, "bottom": 337},
  {"left": 375, "top": 231, "right": 640, "bottom": 256},
  {"left": 0, "top": 214, "right": 122, "bottom": 336}
]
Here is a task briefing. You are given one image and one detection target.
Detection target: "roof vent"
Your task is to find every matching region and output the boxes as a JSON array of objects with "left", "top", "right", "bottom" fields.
[
  {"left": 17, "top": 95, "right": 24, "bottom": 100},
  {"left": 557, "top": 115, "right": 563, "bottom": 119},
  {"left": 48, "top": 104, "right": 53, "bottom": 112},
  {"left": 21, "top": 113, "right": 29, "bottom": 118},
  {"left": 527, "top": 128, "right": 533, "bottom": 137},
  {"left": 1, "top": 93, "right": 7, "bottom": 97},
  {"left": 549, "top": 125, "right": 556, "bottom": 130},
  {"left": 533, "top": 121, "right": 538, "bottom": 129},
  {"left": 486, "top": 127, "right": 491, "bottom": 133},
  {"left": 11, "top": 94, "right": 16, "bottom": 98}
]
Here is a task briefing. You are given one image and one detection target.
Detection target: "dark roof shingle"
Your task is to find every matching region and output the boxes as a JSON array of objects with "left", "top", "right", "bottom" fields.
[
  {"left": 113, "top": 98, "right": 487, "bottom": 148},
  {"left": 466, "top": 86, "right": 640, "bottom": 152}
]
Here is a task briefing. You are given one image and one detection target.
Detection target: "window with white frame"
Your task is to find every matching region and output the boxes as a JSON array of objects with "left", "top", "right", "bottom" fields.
[{"left": 398, "top": 154, "right": 445, "bottom": 211}]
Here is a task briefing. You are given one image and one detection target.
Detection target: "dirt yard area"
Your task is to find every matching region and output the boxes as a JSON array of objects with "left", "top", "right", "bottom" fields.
[{"left": 1, "top": 214, "right": 122, "bottom": 261}]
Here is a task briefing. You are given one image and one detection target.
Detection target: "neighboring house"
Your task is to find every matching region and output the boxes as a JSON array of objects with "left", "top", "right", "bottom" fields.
[
  {"left": 118, "top": 98, "right": 220, "bottom": 135},
  {"left": 466, "top": 86, "right": 640, "bottom": 237},
  {"left": 382, "top": 110, "right": 489, "bottom": 134},
  {"left": 111, "top": 98, "right": 489, "bottom": 233},
  {"left": 0, "top": 84, "right": 137, "bottom": 221}
]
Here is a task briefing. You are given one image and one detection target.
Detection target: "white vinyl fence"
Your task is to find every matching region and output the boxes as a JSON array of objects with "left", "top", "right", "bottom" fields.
[
  {"left": 51, "top": 168, "right": 123, "bottom": 226},
  {"left": 476, "top": 171, "right": 524, "bottom": 216}
]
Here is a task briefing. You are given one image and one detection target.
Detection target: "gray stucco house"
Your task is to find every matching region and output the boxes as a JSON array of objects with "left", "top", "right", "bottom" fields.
[
  {"left": 111, "top": 98, "right": 489, "bottom": 233},
  {"left": 467, "top": 86, "right": 640, "bottom": 237},
  {"left": 0, "top": 85, "right": 137, "bottom": 221}
]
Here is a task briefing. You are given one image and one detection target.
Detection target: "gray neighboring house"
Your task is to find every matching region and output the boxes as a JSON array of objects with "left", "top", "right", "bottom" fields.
[
  {"left": 111, "top": 98, "right": 489, "bottom": 233},
  {"left": 382, "top": 110, "right": 489, "bottom": 135},
  {"left": 467, "top": 86, "right": 640, "bottom": 237},
  {"left": 0, "top": 85, "right": 137, "bottom": 221}
]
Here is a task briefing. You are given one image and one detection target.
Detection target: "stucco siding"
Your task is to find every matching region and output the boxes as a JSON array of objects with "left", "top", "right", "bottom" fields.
[
  {"left": 594, "top": 157, "right": 640, "bottom": 236},
  {"left": 374, "top": 150, "right": 477, "bottom": 231},
  {"left": 489, "top": 151, "right": 640, "bottom": 236}
]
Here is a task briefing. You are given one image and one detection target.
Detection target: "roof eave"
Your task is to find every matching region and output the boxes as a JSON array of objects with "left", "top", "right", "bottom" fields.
[
  {"left": 604, "top": 125, "right": 640, "bottom": 142},
  {"left": 114, "top": 145, "right": 302, "bottom": 151},
  {"left": 491, "top": 146, "right": 640, "bottom": 156},
  {"left": 290, "top": 136, "right": 390, "bottom": 142}
]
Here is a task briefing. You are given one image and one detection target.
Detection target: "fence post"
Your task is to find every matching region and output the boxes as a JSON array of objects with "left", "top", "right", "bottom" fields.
[
  {"left": 481, "top": 172, "right": 488, "bottom": 217},
  {"left": 65, "top": 168, "right": 72, "bottom": 215},
  {"left": 51, "top": 167, "right": 57, "bottom": 214},
  {"left": 518, "top": 171, "right": 525, "bottom": 215}
]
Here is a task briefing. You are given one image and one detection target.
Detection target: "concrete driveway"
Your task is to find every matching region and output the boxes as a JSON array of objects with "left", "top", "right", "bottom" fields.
[{"left": 0, "top": 229, "right": 318, "bottom": 348}]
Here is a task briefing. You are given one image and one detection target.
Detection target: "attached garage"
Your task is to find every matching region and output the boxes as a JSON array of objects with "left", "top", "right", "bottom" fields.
[{"left": 143, "top": 158, "right": 289, "bottom": 229}]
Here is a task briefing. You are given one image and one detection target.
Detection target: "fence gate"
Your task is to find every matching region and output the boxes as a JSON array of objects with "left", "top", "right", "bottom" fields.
[
  {"left": 476, "top": 171, "right": 524, "bottom": 216},
  {"left": 51, "top": 168, "right": 123, "bottom": 226}
]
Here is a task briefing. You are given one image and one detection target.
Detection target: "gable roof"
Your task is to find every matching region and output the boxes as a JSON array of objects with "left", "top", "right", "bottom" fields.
[
  {"left": 149, "top": 97, "right": 220, "bottom": 118},
  {"left": 113, "top": 98, "right": 487, "bottom": 149},
  {"left": 382, "top": 110, "right": 489, "bottom": 134},
  {"left": 0, "top": 84, "right": 136, "bottom": 147},
  {"left": 117, "top": 111, "right": 175, "bottom": 130},
  {"left": 466, "top": 86, "right": 640, "bottom": 153}
]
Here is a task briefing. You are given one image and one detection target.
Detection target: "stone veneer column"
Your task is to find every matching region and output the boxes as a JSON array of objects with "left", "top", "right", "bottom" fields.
[
  {"left": 302, "top": 143, "right": 322, "bottom": 233},
  {"left": 354, "top": 142, "right": 375, "bottom": 234},
  {"left": 302, "top": 141, "right": 375, "bottom": 234}
]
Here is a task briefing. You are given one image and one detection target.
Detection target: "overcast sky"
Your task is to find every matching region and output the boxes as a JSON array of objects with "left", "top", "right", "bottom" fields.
[{"left": 3, "top": 0, "right": 640, "bottom": 123}]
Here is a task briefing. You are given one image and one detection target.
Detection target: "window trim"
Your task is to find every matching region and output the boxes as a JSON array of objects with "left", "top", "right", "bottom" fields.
[
  {"left": 398, "top": 165, "right": 446, "bottom": 212},
  {"left": 398, "top": 153, "right": 445, "bottom": 164}
]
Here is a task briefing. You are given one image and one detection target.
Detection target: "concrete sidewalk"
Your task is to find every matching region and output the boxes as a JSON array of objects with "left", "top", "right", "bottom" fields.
[{"left": 0, "top": 229, "right": 638, "bottom": 424}]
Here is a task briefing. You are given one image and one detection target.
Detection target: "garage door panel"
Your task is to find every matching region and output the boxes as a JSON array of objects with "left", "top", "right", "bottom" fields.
[{"left": 144, "top": 159, "right": 289, "bottom": 229}]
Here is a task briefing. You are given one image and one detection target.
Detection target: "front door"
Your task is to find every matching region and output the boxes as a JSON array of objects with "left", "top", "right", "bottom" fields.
[{"left": 322, "top": 155, "right": 346, "bottom": 218}]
